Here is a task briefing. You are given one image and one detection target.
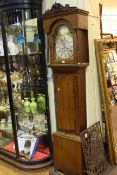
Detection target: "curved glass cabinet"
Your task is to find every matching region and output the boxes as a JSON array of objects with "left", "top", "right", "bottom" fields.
[{"left": 0, "top": 0, "right": 52, "bottom": 169}]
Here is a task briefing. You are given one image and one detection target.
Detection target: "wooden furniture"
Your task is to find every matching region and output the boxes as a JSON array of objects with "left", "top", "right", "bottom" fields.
[{"left": 43, "top": 3, "right": 89, "bottom": 174}]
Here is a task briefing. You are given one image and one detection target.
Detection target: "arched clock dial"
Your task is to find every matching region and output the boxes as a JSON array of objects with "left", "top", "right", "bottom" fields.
[{"left": 55, "top": 25, "right": 74, "bottom": 60}]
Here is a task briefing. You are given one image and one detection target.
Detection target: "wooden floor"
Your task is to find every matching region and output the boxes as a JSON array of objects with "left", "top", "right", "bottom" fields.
[
  {"left": 1, "top": 159, "right": 117, "bottom": 175},
  {"left": 0, "top": 160, "right": 52, "bottom": 175},
  {"left": 104, "top": 164, "right": 117, "bottom": 175}
]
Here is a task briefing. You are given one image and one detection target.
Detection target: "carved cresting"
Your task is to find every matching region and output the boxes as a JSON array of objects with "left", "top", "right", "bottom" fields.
[{"left": 43, "top": 3, "right": 78, "bottom": 17}]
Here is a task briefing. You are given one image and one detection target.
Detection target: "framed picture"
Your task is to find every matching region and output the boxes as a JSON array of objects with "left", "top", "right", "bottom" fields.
[{"left": 16, "top": 135, "right": 39, "bottom": 159}]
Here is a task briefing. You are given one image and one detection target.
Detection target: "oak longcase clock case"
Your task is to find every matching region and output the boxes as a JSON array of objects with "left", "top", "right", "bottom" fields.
[
  {"left": 43, "top": 3, "right": 89, "bottom": 175},
  {"left": 0, "top": 0, "right": 52, "bottom": 169}
]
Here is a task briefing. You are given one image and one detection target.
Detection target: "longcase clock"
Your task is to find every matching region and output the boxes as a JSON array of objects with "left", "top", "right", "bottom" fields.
[{"left": 43, "top": 3, "right": 89, "bottom": 175}]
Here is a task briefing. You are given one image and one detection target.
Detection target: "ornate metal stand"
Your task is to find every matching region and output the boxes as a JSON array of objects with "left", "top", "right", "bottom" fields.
[{"left": 80, "top": 121, "right": 108, "bottom": 175}]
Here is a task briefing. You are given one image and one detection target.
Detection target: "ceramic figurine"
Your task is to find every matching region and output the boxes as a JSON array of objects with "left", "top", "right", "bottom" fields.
[
  {"left": 33, "top": 33, "right": 41, "bottom": 52},
  {"left": 7, "top": 35, "right": 19, "bottom": 55},
  {"left": 16, "top": 32, "right": 25, "bottom": 44},
  {"left": 33, "top": 33, "right": 41, "bottom": 44}
]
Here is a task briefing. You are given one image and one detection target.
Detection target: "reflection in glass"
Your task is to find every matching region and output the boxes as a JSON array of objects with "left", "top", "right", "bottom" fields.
[{"left": 103, "top": 49, "right": 117, "bottom": 105}]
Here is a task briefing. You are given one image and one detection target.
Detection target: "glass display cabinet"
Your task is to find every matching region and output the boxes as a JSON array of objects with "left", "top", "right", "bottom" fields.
[{"left": 0, "top": 0, "right": 52, "bottom": 169}]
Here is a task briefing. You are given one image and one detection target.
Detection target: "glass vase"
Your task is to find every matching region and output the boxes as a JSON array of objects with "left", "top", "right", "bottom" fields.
[
  {"left": 30, "top": 98, "right": 37, "bottom": 114},
  {"left": 23, "top": 98, "right": 30, "bottom": 113},
  {"left": 37, "top": 94, "right": 46, "bottom": 113}
]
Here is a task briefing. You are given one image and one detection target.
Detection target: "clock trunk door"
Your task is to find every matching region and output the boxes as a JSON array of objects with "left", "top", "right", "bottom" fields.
[{"left": 54, "top": 72, "right": 78, "bottom": 133}]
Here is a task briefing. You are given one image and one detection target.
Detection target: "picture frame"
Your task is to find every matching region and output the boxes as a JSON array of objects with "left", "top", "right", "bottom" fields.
[{"left": 17, "top": 135, "right": 39, "bottom": 159}]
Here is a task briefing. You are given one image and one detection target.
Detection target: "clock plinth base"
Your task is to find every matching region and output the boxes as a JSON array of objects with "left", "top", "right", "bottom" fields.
[{"left": 53, "top": 131, "right": 85, "bottom": 175}]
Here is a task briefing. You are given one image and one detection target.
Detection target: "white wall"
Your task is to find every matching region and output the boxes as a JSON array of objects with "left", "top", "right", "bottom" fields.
[
  {"left": 47, "top": 68, "right": 57, "bottom": 133},
  {"left": 99, "top": 0, "right": 117, "bottom": 7},
  {"left": 84, "top": 0, "right": 99, "bottom": 17},
  {"left": 42, "top": 0, "right": 56, "bottom": 13},
  {"left": 43, "top": 0, "right": 102, "bottom": 133},
  {"left": 86, "top": 15, "right": 101, "bottom": 127}
]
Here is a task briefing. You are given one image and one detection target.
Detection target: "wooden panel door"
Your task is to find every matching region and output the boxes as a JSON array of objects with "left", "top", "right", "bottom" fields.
[
  {"left": 54, "top": 72, "right": 78, "bottom": 133},
  {"left": 54, "top": 68, "right": 87, "bottom": 135}
]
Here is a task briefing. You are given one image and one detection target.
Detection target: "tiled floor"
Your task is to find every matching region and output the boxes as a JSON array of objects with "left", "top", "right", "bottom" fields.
[{"left": 0, "top": 160, "right": 52, "bottom": 175}]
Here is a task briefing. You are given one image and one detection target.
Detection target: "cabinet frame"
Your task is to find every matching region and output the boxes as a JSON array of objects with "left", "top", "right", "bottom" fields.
[{"left": 0, "top": 0, "right": 53, "bottom": 169}]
